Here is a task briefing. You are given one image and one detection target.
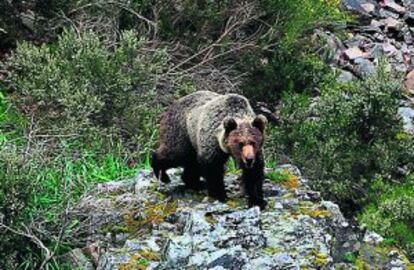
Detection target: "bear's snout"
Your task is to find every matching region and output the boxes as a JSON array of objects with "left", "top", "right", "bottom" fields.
[{"left": 242, "top": 145, "right": 255, "bottom": 168}]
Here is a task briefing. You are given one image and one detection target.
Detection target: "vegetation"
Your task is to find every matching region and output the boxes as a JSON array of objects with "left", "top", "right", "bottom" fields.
[
  {"left": 267, "top": 63, "right": 414, "bottom": 256},
  {"left": 359, "top": 175, "right": 414, "bottom": 256},
  {"left": 0, "top": 0, "right": 413, "bottom": 268}
]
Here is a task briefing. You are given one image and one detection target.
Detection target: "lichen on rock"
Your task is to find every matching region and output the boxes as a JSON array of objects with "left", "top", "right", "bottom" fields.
[{"left": 63, "top": 165, "right": 412, "bottom": 269}]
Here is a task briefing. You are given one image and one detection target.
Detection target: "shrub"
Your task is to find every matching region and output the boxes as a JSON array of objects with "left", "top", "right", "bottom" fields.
[
  {"left": 5, "top": 28, "right": 190, "bottom": 157},
  {"left": 240, "top": 0, "right": 347, "bottom": 102},
  {"left": 359, "top": 175, "right": 414, "bottom": 257},
  {"left": 268, "top": 62, "right": 414, "bottom": 208},
  {"left": 1, "top": 28, "right": 197, "bottom": 268}
]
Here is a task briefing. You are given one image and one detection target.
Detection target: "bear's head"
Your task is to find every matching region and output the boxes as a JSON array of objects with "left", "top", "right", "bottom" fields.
[{"left": 223, "top": 115, "right": 267, "bottom": 169}]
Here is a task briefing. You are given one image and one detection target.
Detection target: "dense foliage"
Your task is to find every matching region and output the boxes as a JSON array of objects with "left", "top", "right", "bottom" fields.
[
  {"left": 6, "top": 29, "right": 175, "bottom": 153},
  {"left": 268, "top": 64, "right": 413, "bottom": 208},
  {"left": 360, "top": 175, "right": 414, "bottom": 256},
  {"left": 266, "top": 64, "right": 414, "bottom": 257}
]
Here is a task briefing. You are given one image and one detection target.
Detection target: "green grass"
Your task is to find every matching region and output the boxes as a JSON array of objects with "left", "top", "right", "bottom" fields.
[
  {"left": 226, "top": 157, "right": 239, "bottom": 173},
  {"left": 266, "top": 170, "right": 291, "bottom": 184},
  {"left": 0, "top": 100, "right": 144, "bottom": 269},
  {"left": 30, "top": 151, "right": 138, "bottom": 212}
]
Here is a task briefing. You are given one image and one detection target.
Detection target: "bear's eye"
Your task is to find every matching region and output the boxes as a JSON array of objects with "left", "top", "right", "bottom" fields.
[{"left": 238, "top": 142, "right": 244, "bottom": 149}]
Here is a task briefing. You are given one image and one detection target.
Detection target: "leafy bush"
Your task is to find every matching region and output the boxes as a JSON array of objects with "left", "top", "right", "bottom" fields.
[
  {"left": 268, "top": 63, "right": 414, "bottom": 208},
  {"left": 240, "top": 0, "right": 347, "bottom": 102},
  {"left": 7, "top": 29, "right": 161, "bottom": 146},
  {"left": 1, "top": 28, "right": 197, "bottom": 268},
  {"left": 359, "top": 175, "right": 414, "bottom": 257}
]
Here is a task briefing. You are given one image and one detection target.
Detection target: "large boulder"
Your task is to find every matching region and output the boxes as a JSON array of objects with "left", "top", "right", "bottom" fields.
[{"left": 61, "top": 165, "right": 412, "bottom": 269}]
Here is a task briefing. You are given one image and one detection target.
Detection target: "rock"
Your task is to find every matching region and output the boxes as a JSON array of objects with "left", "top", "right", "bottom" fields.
[
  {"left": 321, "top": 201, "right": 346, "bottom": 224},
  {"left": 368, "top": 43, "right": 384, "bottom": 58},
  {"left": 404, "top": 30, "right": 413, "bottom": 44},
  {"left": 354, "top": 58, "right": 376, "bottom": 75},
  {"left": 381, "top": 0, "right": 406, "bottom": 14},
  {"left": 163, "top": 236, "right": 192, "bottom": 267},
  {"left": 342, "top": 0, "right": 369, "bottom": 15},
  {"left": 134, "top": 170, "right": 154, "bottom": 192},
  {"left": 406, "top": 12, "right": 414, "bottom": 26},
  {"left": 383, "top": 41, "right": 398, "bottom": 55},
  {"left": 248, "top": 253, "right": 299, "bottom": 270},
  {"left": 96, "top": 252, "right": 131, "bottom": 270},
  {"left": 398, "top": 107, "right": 414, "bottom": 133},
  {"left": 60, "top": 249, "right": 94, "bottom": 270},
  {"left": 379, "top": 8, "right": 401, "bottom": 19},
  {"left": 343, "top": 47, "right": 366, "bottom": 60},
  {"left": 363, "top": 231, "right": 384, "bottom": 245},
  {"left": 383, "top": 17, "right": 404, "bottom": 31},
  {"left": 337, "top": 69, "right": 356, "bottom": 82},
  {"left": 64, "top": 166, "right": 412, "bottom": 269},
  {"left": 20, "top": 12, "right": 35, "bottom": 32},
  {"left": 371, "top": 19, "right": 384, "bottom": 28},
  {"left": 361, "top": 3, "right": 376, "bottom": 14},
  {"left": 405, "top": 70, "right": 414, "bottom": 94}
]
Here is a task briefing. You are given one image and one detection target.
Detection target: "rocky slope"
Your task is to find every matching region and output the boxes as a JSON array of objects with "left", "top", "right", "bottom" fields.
[
  {"left": 320, "top": 0, "right": 414, "bottom": 132},
  {"left": 62, "top": 165, "right": 412, "bottom": 269}
]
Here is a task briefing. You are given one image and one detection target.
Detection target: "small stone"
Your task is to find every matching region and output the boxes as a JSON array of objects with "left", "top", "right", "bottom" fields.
[
  {"left": 374, "top": 33, "right": 386, "bottom": 42},
  {"left": 371, "top": 19, "right": 384, "bottom": 28},
  {"left": 361, "top": 3, "right": 376, "bottom": 13},
  {"left": 274, "top": 202, "right": 284, "bottom": 209},
  {"left": 363, "top": 231, "right": 384, "bottom": 245},
  {"left": 341, "top": 221, "right": 350, "bottom": 228},
  {"left": 135, "top": 170, "right": 154, "bottom": 192},
  {"left": 321, "top": 201, "right": 346, "bottom": 224},
  {"left": 306, "top": 190, "right": 321, "bottom": 201},
  {"left": 388, "top": 250, "right": 400, "bottom": 257},
  {"left": 368, "top": 44, "right": 384, "bottom": 59},
  {"left": 20, "top": 12, "right": 35, "bottom": 31},
  {"left": 404, "top": 31, "right": 413, "bottom": 44},
  {"left": 163, "top": 236, "right": 192, "bottom": 266},
  {"left": 342, "top": 0, "right": 369, "bottom": 15},
  {"left": 405, "top": 70, "right": 414, "bottom": 94},
  {"left": 379, "top": 8, "right": 401, "bottom": 19},
  {"left": 383, "top": 17, "right": 404, "bottom": 31},
  {"left": 337, "top": 69, "right": 356, "bottom": 83},
  {"left": 124, "top": 239, "right": 141, "bottom": 251},
  {"left": 398, "top": 107, "right": 414, "bottom": 133},
  {"left": 381, "top": 0, "right": 406, "bottom": 14},
  {"left": 115, "top": 233, "right": 129, "bottom": 244},
  {"left": 343, "top": 47, "right": 365, "bottom": 60},
  {"left": 354, "top": 58, "right": 376, "bottom": 75},
  {"left": 383, "top": 42, "right": 398, "bottom": 55}
]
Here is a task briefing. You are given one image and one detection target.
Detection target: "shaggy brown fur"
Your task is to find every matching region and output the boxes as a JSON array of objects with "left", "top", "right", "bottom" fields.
[{"left": 151, "top": 91, "right": 267, "bottom": 209}]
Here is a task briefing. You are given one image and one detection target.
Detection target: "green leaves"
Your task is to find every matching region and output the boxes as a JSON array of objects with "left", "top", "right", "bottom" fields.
[
  {"left": 359, "top": 176, "right": 414, "bottom": 256},
  {"left": 268, "top": 62, "right": 412, "bottom": 205}
]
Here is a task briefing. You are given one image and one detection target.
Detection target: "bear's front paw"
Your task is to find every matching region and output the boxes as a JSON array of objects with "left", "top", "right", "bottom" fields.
[
  {"left": 184, "top": 180, "right": 206, "bottom": 191},
  {"left": 160, "top": 171, "right": 171, "bottom": 183},
  {"left": 209, "top": 191, "right": 227, "bottom": 203},
  {"left": 248, "top": 198, "right": 267, "bottom": 210}
]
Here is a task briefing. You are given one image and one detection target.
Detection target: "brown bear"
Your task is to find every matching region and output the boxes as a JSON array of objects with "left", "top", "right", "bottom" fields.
[{"left": 151, "top": 91, "right": 268, "bottom": 209}]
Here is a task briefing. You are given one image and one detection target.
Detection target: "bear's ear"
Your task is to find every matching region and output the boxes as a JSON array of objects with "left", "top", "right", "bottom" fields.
[
  {"left": 223, "top": 117, "right": 237, "bottom": 135},
  {"left": 252, "top": 115, "right": 267, "bottom": 133}
]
